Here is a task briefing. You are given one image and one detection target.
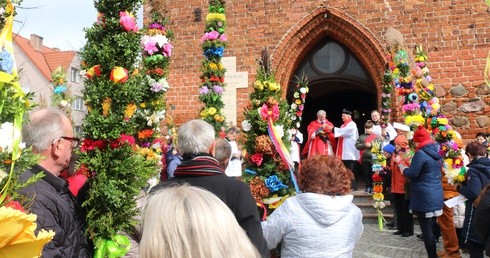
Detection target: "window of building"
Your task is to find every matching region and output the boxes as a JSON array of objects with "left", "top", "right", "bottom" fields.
[
  {"left": 71, "top": 67, "right": 80, "bottom": 83},
  {"left": 74, "top": 126, "right": 83, "bottom": 136},
  {"left": 73, "top": 96, "right": 84, "bottom": 111}
]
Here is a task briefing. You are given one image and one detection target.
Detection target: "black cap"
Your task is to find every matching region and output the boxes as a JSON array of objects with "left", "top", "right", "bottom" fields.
[{"left": 341, "top": 108, "right": 352, "bottom": 116}]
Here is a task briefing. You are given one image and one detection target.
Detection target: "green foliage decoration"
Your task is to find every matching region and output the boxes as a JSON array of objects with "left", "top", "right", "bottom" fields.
[
  {"left": 78, "top": 0, "right": 161, "bottom": 245},
  {"left": 241, "top": 48, "right": 295, "bottom": 216}
]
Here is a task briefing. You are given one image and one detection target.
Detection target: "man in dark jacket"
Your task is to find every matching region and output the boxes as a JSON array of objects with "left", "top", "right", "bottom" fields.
[
  {"left": 18, "top": 108, "right": 93, "bottom": 257},
  {"left": 150, "top": 119, "right": 270, "bottom": 258}
]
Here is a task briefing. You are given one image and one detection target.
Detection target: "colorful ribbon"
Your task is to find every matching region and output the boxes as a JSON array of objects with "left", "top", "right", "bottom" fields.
[
  {"left": 260, "top": 104, "right": 300, "bottom": 193},
  {"left": 94, "top": 235, "right": 131, "bottom": 258},
  {"left": 256, "top": 201, "right": 267, "bottom": 221}
]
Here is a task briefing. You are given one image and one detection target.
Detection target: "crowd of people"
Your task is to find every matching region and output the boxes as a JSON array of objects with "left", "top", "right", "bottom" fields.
[{"left": 14, "top": 107, "right": 490, "bottom": 257}]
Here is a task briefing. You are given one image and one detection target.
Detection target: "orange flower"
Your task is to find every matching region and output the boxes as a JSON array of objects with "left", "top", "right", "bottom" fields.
[
  {"left": 373, "top": 185, "right": 383, "bottom": 193},
  {"left": 138, "top": 129, "right": 154, "bottom": 139}
]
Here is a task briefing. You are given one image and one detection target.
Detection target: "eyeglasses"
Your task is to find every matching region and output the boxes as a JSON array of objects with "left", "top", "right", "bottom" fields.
[{"left": 53, "top": 136, "right": 80, "bottom": 148}]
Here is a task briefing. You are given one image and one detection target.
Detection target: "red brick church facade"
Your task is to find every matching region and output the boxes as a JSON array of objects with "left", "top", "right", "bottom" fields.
[{"left": 145, "top": 0, "right": 490, "bottom": 140}]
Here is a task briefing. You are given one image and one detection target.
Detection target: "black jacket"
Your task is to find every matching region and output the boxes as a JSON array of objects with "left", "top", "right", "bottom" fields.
[
  {"left": 151, "top": 154, "right": 270, "bottom": 258},
  {"left": 458, "top": 157, "right": 490, "bottom": 245},
  {"left": 474, "top": 186, "right": 490, "bottom": 256},
  {"left": 19, "top": 165, "right": 93, "bottom": 258}
]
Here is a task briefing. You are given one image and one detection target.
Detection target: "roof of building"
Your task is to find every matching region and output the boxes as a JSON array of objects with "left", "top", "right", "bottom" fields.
[{"left": 13, "top": 34, "right": 77, "bottom": 81}]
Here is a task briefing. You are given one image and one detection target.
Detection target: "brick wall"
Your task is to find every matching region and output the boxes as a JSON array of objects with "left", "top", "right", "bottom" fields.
[{"left": 146, "top": 0, "right": 490, "bottom": 140}]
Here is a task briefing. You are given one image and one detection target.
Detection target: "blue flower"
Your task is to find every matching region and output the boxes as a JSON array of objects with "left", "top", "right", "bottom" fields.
[
  {"left": 54, "top": 86, "right": 67, "bottom": 94},
  {"left": 203, "top": 47, "right": 224, "bottom": 58},
  {"left": 0, "top": 49, "right": 14, "bottom": 74},
  {"left": 265, "top": 175, "right": 287, "bottom": 192}
]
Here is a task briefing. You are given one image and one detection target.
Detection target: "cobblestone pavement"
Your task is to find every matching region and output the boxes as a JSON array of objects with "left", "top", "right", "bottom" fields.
[{"left": 353, "top": 223, "right": 469, "bottom": 258}]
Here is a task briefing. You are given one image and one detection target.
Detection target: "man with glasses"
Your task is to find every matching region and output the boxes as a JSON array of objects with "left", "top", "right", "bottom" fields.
[{"left": 18, "top": 108, "right": 92, "bottom": 257}]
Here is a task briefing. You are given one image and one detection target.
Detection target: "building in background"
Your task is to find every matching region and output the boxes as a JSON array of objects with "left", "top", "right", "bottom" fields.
[
  {"left": 13, "top": 34, "right": 86, "bottom": 135},
  {"left": 147, "top": 0, "right": 489, "bottom": 141}
]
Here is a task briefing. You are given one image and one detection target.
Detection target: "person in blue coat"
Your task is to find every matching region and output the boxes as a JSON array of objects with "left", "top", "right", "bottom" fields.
[
  {"left": 458, "top": 142, "right": 490, "bottom": 258},
  {"left": 397, "top": 126, "right": 444, "bottom": 258}
]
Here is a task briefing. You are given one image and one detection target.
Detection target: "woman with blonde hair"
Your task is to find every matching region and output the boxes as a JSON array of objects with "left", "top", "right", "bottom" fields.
[
  {"left": 261, "top": 155, "right": 363, "bottom": 257},
  {"left": 140, "top": 184, "right": 260, "bottom": 258}
]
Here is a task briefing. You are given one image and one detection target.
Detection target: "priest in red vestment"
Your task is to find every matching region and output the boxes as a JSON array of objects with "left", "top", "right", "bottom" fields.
[{"left": 302, "top": 110, "right": 337, "bottom": 158}]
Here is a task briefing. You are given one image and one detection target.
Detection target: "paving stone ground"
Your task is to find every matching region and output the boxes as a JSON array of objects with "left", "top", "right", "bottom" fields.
[{"left": 353, "top": 223, "right": 470, "bottom": 258}]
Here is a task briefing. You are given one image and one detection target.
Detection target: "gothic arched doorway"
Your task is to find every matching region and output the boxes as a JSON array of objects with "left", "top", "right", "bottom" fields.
[{"left": 286, "top": 37, "right": 377, "bottom": 143}]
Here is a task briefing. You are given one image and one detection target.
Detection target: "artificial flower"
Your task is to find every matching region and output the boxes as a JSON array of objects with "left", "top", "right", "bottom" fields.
[
  {"left": 119, "top": 11, "right": 139, "bottom": 32},
  {"left": 0, "top": 207, "right": 55, "bottom": 257},
  {"left": 110, "top": 67, "right": 129, "bottom": 83},
  {"left": 102, "top": 98, "right": 112, "bottom": 117},
  {"left": 241, "top": 120, "right": 251, "bottom": 131},
  {"left": 265, "top": 175, "right": 287, "bottom": 192},
  {"left": 142, "top": 36, "right": 158, "bottom": 55},
  {"left": 53, "top": 86, "right": 67, "bottom": 94},
  {"left": 0, "top": 48, "right": 14, "bottom": 74},
  {"left": 85, "top": 65, "right": 101, "bottom": 79},
  {"left": 124, "top": 103, "right": 137, "bottom": 120},
  {"left": 208, "top": 107, "right": 217, "bottom": 116}
]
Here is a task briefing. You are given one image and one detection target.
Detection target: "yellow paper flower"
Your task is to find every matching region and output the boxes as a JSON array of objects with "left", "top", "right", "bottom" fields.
[
  {"left": 254, "top": 81, "right": 264, "bottom": 90},
  {"left": 0, "top": 207, "right": 55, "bottom": 258},
  {"left": 209, "top": 62, "right": 218, "bottom": 71},
  {"left": 124, "top": 103, "right": 137, "bottom": 120},
  {"left": 102, "top": 98, "right": 112, "bottom": 117},
  {"left": 268, "top": 82, "right": 280, "bottom": 91},
  {"left": 373, "top": 193, "right": 384, "bottom": 201},
  {"left": 200, "top": 109, "right": 208, "bottom": 118},
  {"left": 208, "top": 107, "right": 217, "bottom": 116},
  {"left": 206, "top": 13, "right": 226, "bottom": 22},
  {"left": 437, "top": 118, "right": 448, "bottom": 125}
]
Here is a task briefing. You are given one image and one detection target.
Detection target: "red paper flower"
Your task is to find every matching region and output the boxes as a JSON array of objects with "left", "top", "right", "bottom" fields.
[
  {"left": 85, "top": 65, "right": 101, "bottom": 79},
  {"left": 81, "top": 139, "right": 108, "bottom": 152},
  {"left": 5, "top": 200, "right": 25, "bottom": 212},
  {"left": 372, "top": 173, "right": 383, "bottom": 182},
  {"left": 251, "top": 153, "right": 264, "bottom": 166}
]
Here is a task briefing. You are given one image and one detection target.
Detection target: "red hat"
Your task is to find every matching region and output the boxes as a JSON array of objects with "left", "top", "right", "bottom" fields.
[{"left": 413, "top": 125, "right": 431, "bottom": 143}]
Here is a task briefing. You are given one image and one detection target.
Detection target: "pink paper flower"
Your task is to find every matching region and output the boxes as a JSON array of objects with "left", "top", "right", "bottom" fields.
[
  {"left": 163, "top": 43, "right": 173, "bottom": 57},
  {"left": 207, "top": 31, "right": 220, "bottom": 40},
  {"left": 219, "top": 34, "right": 227, "bottom": 41},
  {"left": 119, "top": 11, "right": 139, "bottom": 32},
  {"left": 142, "top": 36, "right": 158, "bottom": 55}
]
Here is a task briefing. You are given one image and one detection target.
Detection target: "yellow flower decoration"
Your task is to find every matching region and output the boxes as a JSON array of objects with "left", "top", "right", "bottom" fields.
[
  {"left": 209, "top": 62, "right": 218, "bottom": 71},
  {"left": 437, "top": 118, "right": 448, "bottom": 125},
  {"left": 140, "top": 102, "right": 147, "bottom": 108},
  {"left": 200, "top": 109, "right": 208, "bottom": 118},
  {"left": 254, "top": 81, "right": 264, "bottom": 90},
  {"left": 102, "top": 98, "right": 112, "bottom": 117},
  {"left": 208, "top": 107, "right": 217, "bottom": 116},
  {"left": 373, "top": 193, "right": 384, "bottom": 201},
  {"left": 206, "top": 13, "right": 226, "bottom": 22},
  {"left": 0, "top": 207, "right": 55, "bottom": 258},
  {"left": 268, "top": 82, "right": 280, "bottom": 91},
  {"left": 214, "top": 114, "right": 220, "bottom": 122},
  {"left": 124, "top": 103, "right": 137, "bottom": 120},
  {"left": 405, "top": 115, "right": 425, "bottom": 126}
]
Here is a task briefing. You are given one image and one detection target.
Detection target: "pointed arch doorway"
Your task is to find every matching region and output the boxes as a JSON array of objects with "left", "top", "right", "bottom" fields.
[{"left": 287, "top": 37, "right": 377, "bottom": 139}]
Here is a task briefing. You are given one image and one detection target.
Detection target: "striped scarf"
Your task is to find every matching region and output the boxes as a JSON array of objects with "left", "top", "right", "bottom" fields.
[{"left": 173, "top": 153, "right": 224, "bottom": 177}]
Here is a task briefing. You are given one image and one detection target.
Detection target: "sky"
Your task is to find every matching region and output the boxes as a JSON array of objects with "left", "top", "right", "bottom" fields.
[{"left": 13, "top": 0, "right": 142, "bottom": 51}]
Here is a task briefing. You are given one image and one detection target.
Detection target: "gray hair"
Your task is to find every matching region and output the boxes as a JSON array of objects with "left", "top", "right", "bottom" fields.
[
  {"left": 140, "top": 185, "right": 260, "bottom": 258},
  {"left": 214, "top": 138, "right": 231, "bottom": 163},
  {"left": 177, "top": 119, "right": 215, "bottom": 155},
  {"left": 22, "top": 108, "right": 68, "bottom": 153},
  {"left": 317, "top": 110, "right": 326, "bottom": 117}
]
